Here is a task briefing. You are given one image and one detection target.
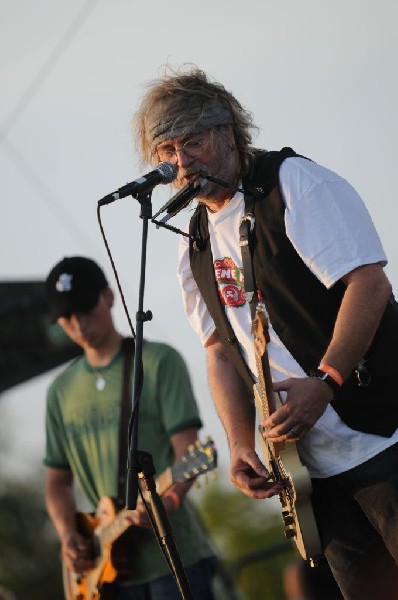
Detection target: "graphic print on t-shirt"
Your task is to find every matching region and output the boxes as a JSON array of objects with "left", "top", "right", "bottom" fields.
[{"left": 214, "top": 257, "right": 246, "bottom": 308}]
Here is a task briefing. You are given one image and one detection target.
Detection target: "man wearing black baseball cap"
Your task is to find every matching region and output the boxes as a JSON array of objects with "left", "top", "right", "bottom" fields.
[
  {"left": 45, "top": 256, "right": 109, "bottom": 322},
  {"left": 43, "top": 255, "right": 216, "bottom": 599}
]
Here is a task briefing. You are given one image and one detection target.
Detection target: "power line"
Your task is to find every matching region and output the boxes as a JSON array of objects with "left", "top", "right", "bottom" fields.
[
  {"left": 0, "top": 0, "right": 103, "bottom": 250},
  {"left": 0, "top": 0, "right": 101, "bottom": 144},
  {"left": 1, "top": 135, "right": 98, "bottom": 252}
]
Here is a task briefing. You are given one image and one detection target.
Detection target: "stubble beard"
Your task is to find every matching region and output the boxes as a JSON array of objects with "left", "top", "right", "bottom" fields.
[{"left": 188, "top": 143, "right": 240, "bottom": 204}]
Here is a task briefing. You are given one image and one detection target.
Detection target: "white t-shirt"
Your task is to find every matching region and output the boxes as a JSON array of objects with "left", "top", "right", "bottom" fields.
[{"left": 177, "top": 157, "right": 398, "bottom": 478}]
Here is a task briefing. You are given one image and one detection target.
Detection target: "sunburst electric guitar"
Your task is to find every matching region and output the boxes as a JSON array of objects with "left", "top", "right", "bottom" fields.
[
  {"left": 252, "top": 303, "right": 322, "bottom": 565},
  {"left": 62, "top": 438, "right": 217, "bottom": 600}
]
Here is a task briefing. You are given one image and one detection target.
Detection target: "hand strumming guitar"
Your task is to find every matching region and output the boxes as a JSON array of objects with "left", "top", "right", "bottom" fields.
[
  {"left": 61, "top": 529, "right": 96, "bottom": 574},
  {"left": 229, "top": 445, "right": 283, "bottom": 500}
]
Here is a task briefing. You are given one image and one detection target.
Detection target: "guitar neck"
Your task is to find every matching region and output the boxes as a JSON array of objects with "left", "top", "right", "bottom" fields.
[
  {"left": 253, "top": 307, "right": 285, "bottom": 454},
  {"left": 97, "top": 439, "right": 216, "bottom": 549},
  {"left": 100, "top": 469, "right": 173, "bottom": 547}
]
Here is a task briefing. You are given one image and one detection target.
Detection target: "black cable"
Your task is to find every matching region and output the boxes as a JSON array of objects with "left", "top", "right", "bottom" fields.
[{"left": 96, "top": 203, "right": 136, "bottom": 338}]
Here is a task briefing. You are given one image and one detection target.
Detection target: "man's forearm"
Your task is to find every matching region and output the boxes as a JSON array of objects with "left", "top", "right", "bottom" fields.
[
  {"left": 206, "top": 336, "right": 255, "bottom": 453},
  {"left": 322, "top": 264, "right": 392, "bottom": 379},
  {"left": 45, "top": 479, "right": 77, "bottom": 541}
]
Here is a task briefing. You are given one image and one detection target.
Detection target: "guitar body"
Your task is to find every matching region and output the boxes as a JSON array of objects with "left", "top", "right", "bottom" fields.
[
  {"left": 62, "top": 497, "right": 120, "bottom": 600},
  {"left": 62, "top": 439, "right": 217, "bottom": 600},
  {"left": 252, "top": 304, "right": 322, "bottom": 565}
]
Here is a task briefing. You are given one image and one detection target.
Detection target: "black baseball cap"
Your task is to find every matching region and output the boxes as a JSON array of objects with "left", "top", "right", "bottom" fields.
[{"left": 45, "top": 256, "right": 109, "bottom": 322}]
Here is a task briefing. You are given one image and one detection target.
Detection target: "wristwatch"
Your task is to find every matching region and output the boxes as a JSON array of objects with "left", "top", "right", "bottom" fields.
[{"left": 310, "top": 368, "right": 341, "bottom": 395}]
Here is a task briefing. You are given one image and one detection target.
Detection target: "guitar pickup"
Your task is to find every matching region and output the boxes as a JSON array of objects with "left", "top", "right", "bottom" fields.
[
  {"left": 282, "top": 511, "right": 295, "bottom": 527},
  {"left": 284, "top": 527, "right": 296, "bottom": 540}
]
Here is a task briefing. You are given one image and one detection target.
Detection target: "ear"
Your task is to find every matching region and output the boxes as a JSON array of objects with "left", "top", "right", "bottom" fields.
[{"left": 103, "top": 287, "right": 114, "bottom": 308}]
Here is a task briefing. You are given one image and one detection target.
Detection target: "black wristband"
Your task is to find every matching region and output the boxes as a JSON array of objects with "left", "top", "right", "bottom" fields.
[{"left": 310, "top": 369, "right": 341, "bottom": 396}]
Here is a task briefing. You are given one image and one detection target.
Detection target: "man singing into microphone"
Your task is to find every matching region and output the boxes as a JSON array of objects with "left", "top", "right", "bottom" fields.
[{"left": 131, "top": 65, "right": 398, "bottom": 599}]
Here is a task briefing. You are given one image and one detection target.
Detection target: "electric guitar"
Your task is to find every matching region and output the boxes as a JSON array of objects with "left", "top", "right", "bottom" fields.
[
  {"left": 252, "top": 302, "right": 322, "bottom": 565},
  {"left": 62, "top": 438, "right": 217, "bottom": 600}
]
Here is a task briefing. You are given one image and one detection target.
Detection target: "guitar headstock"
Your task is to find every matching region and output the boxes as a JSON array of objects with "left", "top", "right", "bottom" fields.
[{"left": 172, "top": 438, "right": 217, "bottom": 484}]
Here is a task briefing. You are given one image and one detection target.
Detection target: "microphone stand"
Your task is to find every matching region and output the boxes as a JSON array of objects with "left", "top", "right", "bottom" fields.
[{"left": 125, "top": 191, "right": 194, "bottom": 600}]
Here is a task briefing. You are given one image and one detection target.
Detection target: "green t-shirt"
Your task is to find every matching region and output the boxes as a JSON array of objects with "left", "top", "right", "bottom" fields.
[{"left": 44, "top": 340, "right": 214, "bottom": 584}]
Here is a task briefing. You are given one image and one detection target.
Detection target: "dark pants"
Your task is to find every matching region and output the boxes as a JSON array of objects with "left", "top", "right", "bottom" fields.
[
  {"left": 311, "top": 442, "right": 398, "bottom": 600},
  {"left": 116, "top": 557, "right": 217, "bottom": 600}
]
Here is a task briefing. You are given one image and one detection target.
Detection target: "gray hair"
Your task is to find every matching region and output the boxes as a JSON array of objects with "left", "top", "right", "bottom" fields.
[{"left": 132, "top": 65, "right": 258, "bottom": 174}]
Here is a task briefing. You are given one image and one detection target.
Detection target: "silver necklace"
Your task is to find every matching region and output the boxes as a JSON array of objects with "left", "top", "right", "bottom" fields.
[
  {"left": 95, "top": 372, "right": 106, "bottom": 391},
  {"left": 90, "top": 366, "right": 106, "bottom": 391}
]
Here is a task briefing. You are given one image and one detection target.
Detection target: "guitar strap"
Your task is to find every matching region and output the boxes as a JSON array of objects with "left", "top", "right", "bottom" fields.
[
  {"left": 116, "top": 337, "right": 135, "bottom": 510},
  {"left": 239, "top": 193, "right": 258, "bottom": 322},
  {"left": 239, "top": 196, "right": 275, "bottom": 406}
]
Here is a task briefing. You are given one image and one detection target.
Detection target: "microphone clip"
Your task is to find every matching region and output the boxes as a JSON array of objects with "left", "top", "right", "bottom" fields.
[{"left": 152, "top": 175, "right": 208, "bottom": 224}]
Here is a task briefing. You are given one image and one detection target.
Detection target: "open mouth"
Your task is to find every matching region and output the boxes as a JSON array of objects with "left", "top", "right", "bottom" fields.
[{"left": 177, "top": 171, "right": 197, "bottom": 186}]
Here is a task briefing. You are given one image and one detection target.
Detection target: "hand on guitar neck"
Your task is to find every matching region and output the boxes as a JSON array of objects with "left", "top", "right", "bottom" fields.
[
  {"left": 261, "top": 376, "right": 332, "bottom": 443},
  {"left": 252, "top": 301, "right": 331, "bottom": 443},
  {"left": 121, "top": 490, "right": 183, "bottom": 529}
]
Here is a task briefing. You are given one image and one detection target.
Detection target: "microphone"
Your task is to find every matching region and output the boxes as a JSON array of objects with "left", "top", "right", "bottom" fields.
[
  {"left": 153, "top": 175, "right": 208, "bottom": 224},
  {"left": 98, "top": 162, "right": 177, "bottom": 206}
]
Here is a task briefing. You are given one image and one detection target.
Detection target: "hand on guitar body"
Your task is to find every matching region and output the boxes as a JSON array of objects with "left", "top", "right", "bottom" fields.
[
  {"left": 60, "top": 528, "right": 97, "bottom": 574},
  {"left": 261, "top": 376, "right": 333, "bottom": 443},
  {"left": 229, "top": 445, "right": 284, "bottom": 500}
]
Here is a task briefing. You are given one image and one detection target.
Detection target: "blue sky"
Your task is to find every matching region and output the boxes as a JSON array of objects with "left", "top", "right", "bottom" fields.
[{"left": 1, "top": 0, "right": 397, "bottom": 491}]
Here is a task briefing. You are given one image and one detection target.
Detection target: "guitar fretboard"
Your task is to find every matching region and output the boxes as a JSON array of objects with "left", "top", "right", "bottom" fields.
[{"left": 101, "top": 510, "right": 130, "bottom": 547}]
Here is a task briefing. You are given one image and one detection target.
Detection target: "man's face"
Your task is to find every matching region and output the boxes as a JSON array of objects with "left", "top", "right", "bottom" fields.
[
  {"left": 57, "top": 288, "right": 114, "bottom": 351},
  {"left": 156, "top": 126, "right": 239, "bottom": 206}
]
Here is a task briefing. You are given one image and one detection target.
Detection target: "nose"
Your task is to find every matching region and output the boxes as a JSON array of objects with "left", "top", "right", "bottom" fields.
[{"left": 175, "top": 148, "right": 194, "bottom": 168}]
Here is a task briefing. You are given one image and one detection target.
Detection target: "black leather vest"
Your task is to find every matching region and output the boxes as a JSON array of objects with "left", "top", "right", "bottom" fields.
[{"left": 189, "top": 148, "right": 398, "bottom": 437}]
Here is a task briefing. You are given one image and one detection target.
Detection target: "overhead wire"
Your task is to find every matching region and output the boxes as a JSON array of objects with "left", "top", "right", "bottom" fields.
[
  {"left": 0, "top": 0, "right": 102, "bottom": 251},
  {"left": 1, "top": 0, "right": 101, "bottom": 145}
]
